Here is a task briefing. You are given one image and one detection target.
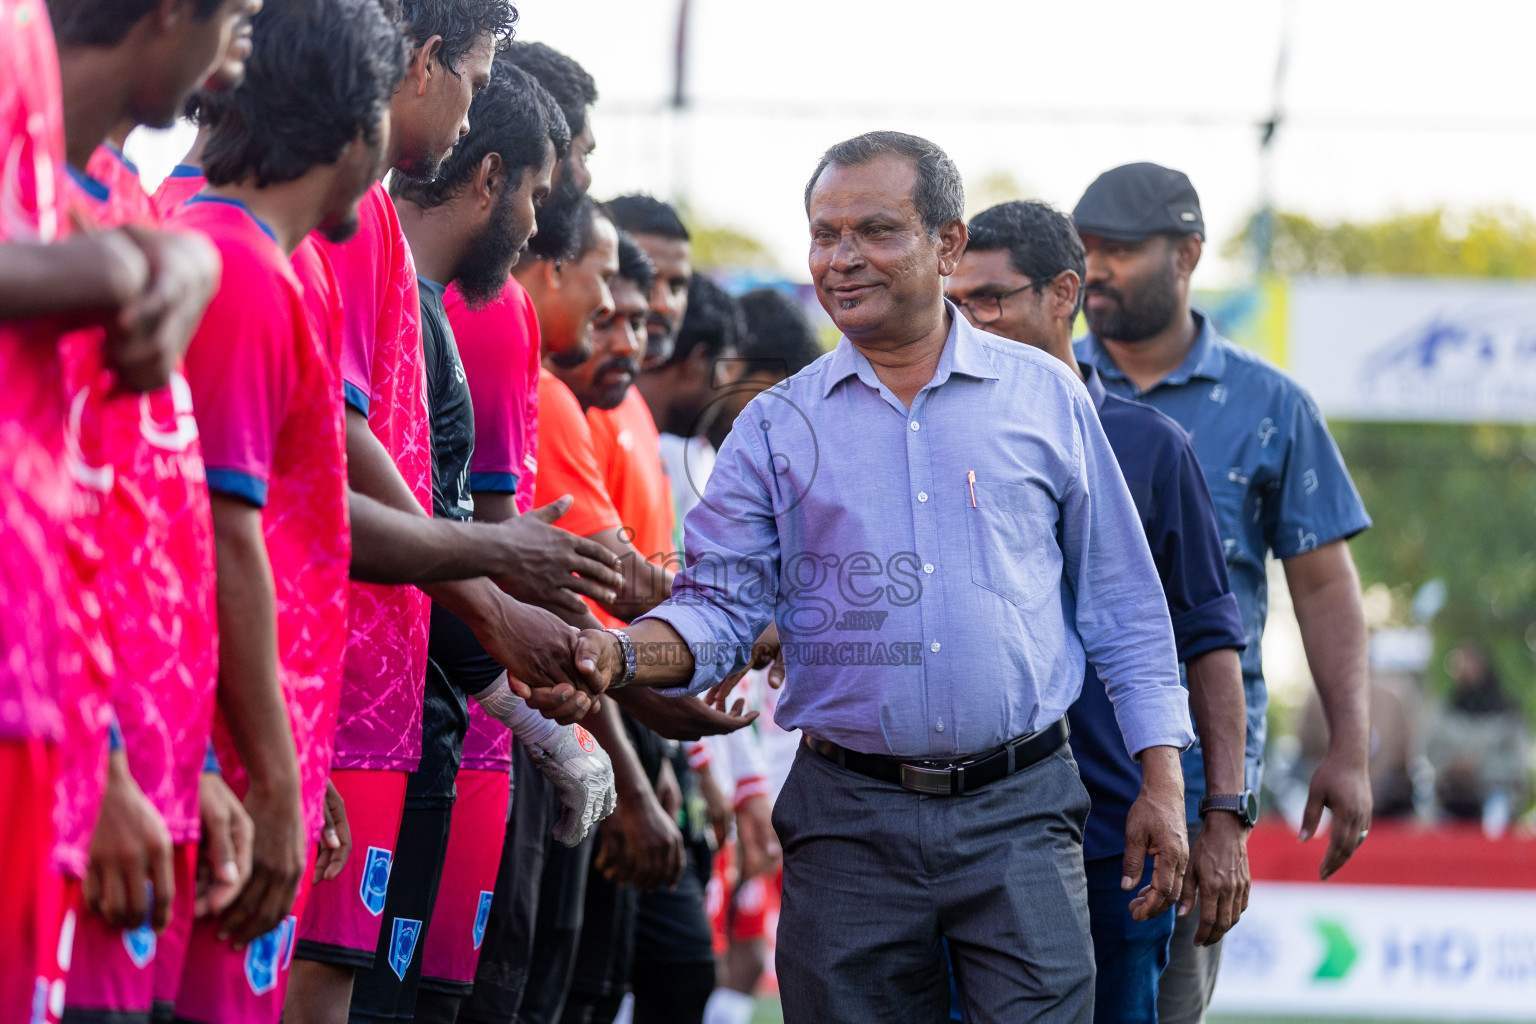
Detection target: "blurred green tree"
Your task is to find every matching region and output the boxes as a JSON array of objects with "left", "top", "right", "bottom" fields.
[
  {"left": 673, "top": 201, "right": 777, "bottom": 272},
  {"left": 1227, "top": 207, "right": 1536, "bottom": 712},
  {"left": 1225, "top": 206, "right": 1536, "bottom": 278}
]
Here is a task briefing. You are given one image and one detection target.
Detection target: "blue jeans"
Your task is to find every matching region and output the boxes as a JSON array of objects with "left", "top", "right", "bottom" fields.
[{"left": 1084, "top": 854, "right": 1175, "bottom": 1024}]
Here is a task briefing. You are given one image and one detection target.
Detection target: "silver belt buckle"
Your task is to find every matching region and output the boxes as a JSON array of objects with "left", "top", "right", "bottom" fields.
[{"left": 899, "top": 763, "right": 954, "bottom": 795}]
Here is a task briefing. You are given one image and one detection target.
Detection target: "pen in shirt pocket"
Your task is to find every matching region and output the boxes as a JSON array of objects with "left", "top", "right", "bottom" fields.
[{"left": 967, "top": 470, "right": 977, "bottom": 508}]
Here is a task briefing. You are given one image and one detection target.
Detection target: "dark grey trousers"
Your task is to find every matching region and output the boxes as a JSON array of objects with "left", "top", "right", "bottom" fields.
[
  {"left": 773, "top": 741, "right": 1095, "bottom": 1024},
  {"left": 1156, "top": 823, "right": 1222, "bottom": 1024}
]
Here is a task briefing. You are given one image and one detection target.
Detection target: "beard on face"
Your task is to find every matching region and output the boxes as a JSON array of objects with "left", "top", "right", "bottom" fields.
[
  {"left": 1082, "top": 251, "right": 1180, "bottom": 342},
  {"left": 394, "top": 137, "right": 447, "bottom": 182},
  {"left": 321, "top": 212, "right": 362, "bottom": 244},
  {"left": 547, "top": 339, "right": 591, "bottom": 370},
  {"left": 525, "top": 164, "right": 585, "bottom": 262},
  {"left": 453, "top": 186, "right": 524, "bottom": 309},
  {"left": 643, "top": 317, "right": 677, "bottom": 367},
  {"left": 590, "top": 354, "right": 640, "bottom": 411}
]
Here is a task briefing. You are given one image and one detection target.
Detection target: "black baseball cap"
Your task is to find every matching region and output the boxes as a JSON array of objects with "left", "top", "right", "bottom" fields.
[{"left": 1072, "top": 162, "right": 1204, "bottom": 241}]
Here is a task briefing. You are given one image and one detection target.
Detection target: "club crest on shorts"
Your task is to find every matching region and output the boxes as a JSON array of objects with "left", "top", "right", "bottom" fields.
[
  {"left": 360, "top": 845, "right": 393, "bottom": 916},
  {"left": 122, "top": 923, "right": 157, "bottom": 969},
  {"left": 244, "top": 915, "right": 297, "bottom": 995},
  {"left": 389, "top": 918, "right": 422, "bottom": 980},
  {"left": 474, "top": 890, "right": 493, "bottom": 950}
]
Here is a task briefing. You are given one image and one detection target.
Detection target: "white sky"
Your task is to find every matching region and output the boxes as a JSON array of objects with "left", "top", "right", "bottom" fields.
[{"left": 130, "top": 0, "right": 1536, "bottom": 284}]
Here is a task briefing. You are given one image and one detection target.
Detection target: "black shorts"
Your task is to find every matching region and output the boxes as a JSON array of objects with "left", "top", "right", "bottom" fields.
[{"left": 458, "top": 744, "right": 557, "bottom": 1024}]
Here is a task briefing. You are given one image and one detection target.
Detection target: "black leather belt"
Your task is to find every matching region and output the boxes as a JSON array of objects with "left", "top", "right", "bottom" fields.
[{"left": 804, "top": 717, "right": 1069, "bottom": 796}]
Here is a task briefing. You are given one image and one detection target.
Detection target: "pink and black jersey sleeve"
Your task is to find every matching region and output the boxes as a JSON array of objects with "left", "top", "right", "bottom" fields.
[
  {"left": 325, "top": 181, "right": 409, "bottom": 416},
  {"left": 149, "top": 165, "right": 205, "bottom": 219},
  {"left": 179, "top": 203, "right": 297, "bottom": 507},
  {"left": 447, "top": 277, "right": 540, "bottom": 497},
  {"left": 82, "top": 145, "right": 156, "bottom": 226}
]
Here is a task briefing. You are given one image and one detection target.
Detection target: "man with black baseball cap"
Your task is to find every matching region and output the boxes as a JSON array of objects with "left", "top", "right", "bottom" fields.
[{"left": 1072, "top": 163, "right": 1374, "bottom": 1024}]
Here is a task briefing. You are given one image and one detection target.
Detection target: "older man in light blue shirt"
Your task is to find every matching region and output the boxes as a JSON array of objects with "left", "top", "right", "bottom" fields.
[{"left": 576, "top": 133, "right": 1193, "bottom": 1024}]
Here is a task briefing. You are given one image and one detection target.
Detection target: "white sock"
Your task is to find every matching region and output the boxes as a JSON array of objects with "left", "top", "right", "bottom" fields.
[
  {"left": 703, "top": 987, "right": 756, "bottom": 1024},
  {"left": 471, "top": 672, "right": 559, "bottom": 748}
]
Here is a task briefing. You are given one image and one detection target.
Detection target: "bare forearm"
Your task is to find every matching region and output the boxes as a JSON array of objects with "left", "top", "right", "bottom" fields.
[
  {"left": 347, "top": 413, "right": 524, "bottom": 585},
  {"left": 1186, "top": 647, "right": 1247, "bottom": 795},
  {"left": 350, "top": 491, "right": 525, "bottom": 585},
  {"left": 0, "top": 234, "right": 146, "bottom": 322},
  {"left": 625, "top": 618, "right": 697, "bottom": 689},
  {"left": 210, "top": 503, "right": 297, "bottom": 794},
  {"left": 1286, "top": 545, "right": 1370, "bottom": 760},
  {"left": 1138, "top": 744, "right": 1185, "bottom": 797}
]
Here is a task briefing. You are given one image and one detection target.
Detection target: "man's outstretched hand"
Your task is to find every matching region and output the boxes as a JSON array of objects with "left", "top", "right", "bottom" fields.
[
  {"left": 488, "top": 496, "right": 624, "bottom": 617},
  {"left": 615, "top": 687, "right": 757, "bottom": 742},
  {"left": 1123, "top": 745, "right": 1189, "bottom": 922},
  {"left": 704, "top": 623, "right": 783, "bottom": 711},
  {"left": 474, "top": 595, "right": 609, "bottom": 723}
]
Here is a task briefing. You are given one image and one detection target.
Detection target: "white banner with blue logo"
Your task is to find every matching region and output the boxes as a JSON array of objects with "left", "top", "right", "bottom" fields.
[
  {"left": 1210, "top": 882, "right": 1536, "bottom": 1020},
  {"left": 1287, "top": 278, "right": 1536, "bottom": 423}
]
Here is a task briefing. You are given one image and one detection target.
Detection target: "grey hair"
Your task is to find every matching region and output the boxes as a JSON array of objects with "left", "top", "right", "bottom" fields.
[{"left": 803, "top": 131, "right": 965, "bottom": 237}]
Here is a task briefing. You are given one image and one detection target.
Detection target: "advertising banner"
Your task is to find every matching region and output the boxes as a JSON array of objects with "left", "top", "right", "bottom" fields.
[
  {"left": 1211, "top": 881, "right": 1536, "bottom": 1020},
  {"left": 1283, "top": 277, "right": 1536, "bottom": 423}
]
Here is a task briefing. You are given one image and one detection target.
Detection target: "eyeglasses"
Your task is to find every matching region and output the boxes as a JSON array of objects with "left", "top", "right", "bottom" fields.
[{"left": 955, "top": 272, "right": 1062, "bottom": 325}]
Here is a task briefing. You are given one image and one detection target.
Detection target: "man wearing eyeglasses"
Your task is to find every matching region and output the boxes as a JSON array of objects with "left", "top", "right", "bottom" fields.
[{"left": 948, "top": 200, "right": 1250, "bottom": 1024}]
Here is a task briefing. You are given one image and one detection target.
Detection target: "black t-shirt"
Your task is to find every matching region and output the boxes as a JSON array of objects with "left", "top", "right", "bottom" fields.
[
  {"left": 419, "top": 276, "right": 474, "bottom": 523},
  {"left": 417, "top": 276, "right": 485, "bottom": 803}
]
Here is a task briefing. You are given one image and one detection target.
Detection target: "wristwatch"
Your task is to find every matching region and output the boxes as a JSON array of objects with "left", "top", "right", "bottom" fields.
[
  {"left": 1199, "top": 790, "right": 1259, "bottom": 828},
  {"left": 603, "top": 628, "right": 637, "bottom": 691}
]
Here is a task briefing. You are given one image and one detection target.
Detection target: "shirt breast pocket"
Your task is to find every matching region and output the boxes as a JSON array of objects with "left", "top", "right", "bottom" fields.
[{"left": 966, "top": 480, "right": 1062, "bottom": 607}]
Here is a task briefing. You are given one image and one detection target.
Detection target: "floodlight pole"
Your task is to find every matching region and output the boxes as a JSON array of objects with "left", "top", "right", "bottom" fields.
[
  {"left": 1255, "top": 0, "right": 1296, "bottom": 276},
  {"left": 669, "top": 0, "right": 691, "bottom": 204}
]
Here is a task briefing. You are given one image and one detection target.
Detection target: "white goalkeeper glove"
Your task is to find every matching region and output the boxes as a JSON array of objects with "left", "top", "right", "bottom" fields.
[{"left": 474, "top": 673, "right": 616, "bottom": 846}]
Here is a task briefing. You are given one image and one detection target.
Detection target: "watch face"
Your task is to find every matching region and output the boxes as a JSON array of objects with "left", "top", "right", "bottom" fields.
[{"left": 1242, "top": 790, "right": 1260, "bottom": 827}]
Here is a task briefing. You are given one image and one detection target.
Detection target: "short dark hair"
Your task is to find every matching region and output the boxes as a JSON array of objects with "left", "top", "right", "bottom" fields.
[
  {"left": 200, "top": 0, "right": 406, "bottom": 187},
  {"left": 47, "top": 0, "right": 227, "bottom": 47},
  {"left": 500, "top": 41, "right": 596, "bottom": 139},
  {"left": 804, "top": 131, "right": 964, "bottom": 236},
  {"left": 605, "top": 194, "right": 689, "bottom": 242},
  {"left": 391, "top": 63, "right": 565, "bottom": 209},
  {"left": 666, "top": 274, "right": 743, "bottom": 368},
  {"left": 966, "top": 200, "right": 1086, "bottom": 311},
  {"left": 614, "top": 230, "right": 656, "bottom": 295},
  {"left": 398, "top": 0, "right": 518, "bottom": 71},
  {"left": 737, "top": 289, "right": 823, "bottom": 379}
]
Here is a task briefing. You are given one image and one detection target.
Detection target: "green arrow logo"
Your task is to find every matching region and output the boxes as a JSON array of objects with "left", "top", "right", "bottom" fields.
[{"left": 1313, "top": 919, "right": 1359, "bottom": 980}]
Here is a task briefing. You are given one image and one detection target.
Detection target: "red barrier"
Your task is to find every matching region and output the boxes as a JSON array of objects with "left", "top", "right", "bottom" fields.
[{"left": 1247, "top": 818, "right": 1536, "bottom": 889}]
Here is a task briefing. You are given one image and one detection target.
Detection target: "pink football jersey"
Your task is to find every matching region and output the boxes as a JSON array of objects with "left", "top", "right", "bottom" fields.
[
  {"left": 82, "top": 145, "right": 157, "bottom": 225},
  {"left": 0, "top": 0, "right": 70, "bottom": 747},
  {"left": 176, "top": 198, "right": 351, "bottom": 840},
  {"left": 446, "top": 277, "right": 543, "bottom": 772},
  {"left": 150, "top": 164, "right": 205, "bottom": 219},
  {"left": 319, "top": 182, "right": 433, "bottom": 773},
  {"left": 58, "top": 153, "right": 219, "bottom": 846}
]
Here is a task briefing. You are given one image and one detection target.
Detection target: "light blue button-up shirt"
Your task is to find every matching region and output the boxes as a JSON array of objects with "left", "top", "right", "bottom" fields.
[{"left": 640, "top": 303, "right": 1194, "bottom": 760}]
